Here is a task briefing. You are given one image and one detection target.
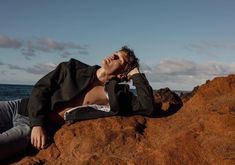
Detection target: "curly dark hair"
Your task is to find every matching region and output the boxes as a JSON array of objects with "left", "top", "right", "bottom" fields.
[{"left": 119, "top": 46, "right": 139, "bottom": 75}]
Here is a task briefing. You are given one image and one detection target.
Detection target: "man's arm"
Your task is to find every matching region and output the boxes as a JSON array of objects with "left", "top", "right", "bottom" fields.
[
  {"left": 118, "top": 67, "right": 155, "bottom": 116},
  {"left": 28, "top": 62, "right": 65, "bottom": 149},
  {"left": 28, "top": 63, "right": 65, "bottom": 127},
  {"left": 28, "top": 59, "right": 90, "bottom": 127},
  {"left": 28, "top": 59, "right": 92, "bottom": 149},
  {"left": 129, "top": 67, "right": 155, "bottom": 115}
]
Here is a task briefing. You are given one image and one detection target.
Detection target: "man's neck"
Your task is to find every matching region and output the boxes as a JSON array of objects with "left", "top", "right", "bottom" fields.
[{"left": 96, "top": 68, "right": 112, "bottom": 85}]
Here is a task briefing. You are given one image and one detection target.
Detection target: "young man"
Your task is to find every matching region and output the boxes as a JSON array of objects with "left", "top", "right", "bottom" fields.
[{"left": 0, "top": 46, "right": 155, "bottom": 158}]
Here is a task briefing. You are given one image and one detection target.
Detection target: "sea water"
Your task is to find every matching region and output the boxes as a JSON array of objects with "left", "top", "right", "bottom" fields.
[
  {"left": 0, "top": 84, "right": 185, "bottom": 101},
  {"left": 0, "top": 84, "right": 33, "bottom": 101}
]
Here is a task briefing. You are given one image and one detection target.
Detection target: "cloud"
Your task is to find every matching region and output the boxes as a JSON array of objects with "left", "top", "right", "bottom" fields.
[
  {"left": 141, "top": 59, "right": 235, "bottom": 90},
  {"left": 61, "top": 51, "right": 73, "bottom": 58},
  {"left": 23, "top": 37, "right": 89, "bottom": 59},
  {"left": 155, "top": 59, "right": 197, "bottom": 75},
  {"left": 139, "top": 62, "right": 152, "bottom": 73},
  {"left": 0, "top": 61, "right": 5, "bottom": 65},
  {"left": 21, "top": 48, "right": 36, "bottom": 60},
  {"left": 0, "top": 35, "right": 22, "bottom": 49},
  {"left": 184, "top": 41, "right": 235, "bottom": 56},
  {"left": 0, "top": 34, "right": 89, "bottom": 60},
  {"left": 0, "top": 70, "right": 6, "bottom": 75},
  {"left": 3, "top": 62, "right": 57, "bottom": 75},
  {"left": 25, "top": 62, "right": 57, "bottom": 75},
  {"left": 2, "top": 58, "right": 234, "bottom": 90},
  {"left": 31, "top": 38, "right": 85, "bottom": 52},
  {"left": 78, "top": 50, "right": 89, "bottom": 55},
  {"left": 7, "top": 64, "right": 25, "bottom": 70}
]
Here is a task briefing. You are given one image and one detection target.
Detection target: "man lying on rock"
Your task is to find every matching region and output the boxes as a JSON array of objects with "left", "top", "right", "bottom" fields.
[{"left": 0, "top": 46, "right": 155, "bottom": 159}]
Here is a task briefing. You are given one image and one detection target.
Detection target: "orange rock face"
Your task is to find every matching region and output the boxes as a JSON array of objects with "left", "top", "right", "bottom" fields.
[{"left": 8, "top": 75, "right": 235, "bottom": 165}]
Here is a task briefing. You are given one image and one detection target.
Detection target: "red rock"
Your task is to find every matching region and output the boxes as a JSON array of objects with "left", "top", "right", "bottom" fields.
[{"left": 8, "top": 75, "right": 235, "bottom": 165}]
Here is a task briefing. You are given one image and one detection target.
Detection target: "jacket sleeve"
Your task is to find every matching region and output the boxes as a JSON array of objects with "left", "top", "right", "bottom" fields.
[
  {"left": 117, "top": 73, "right": 156, "bottom": 116},
  {"left": 28, "top": 62, "right": 66, "bottom": 127}
]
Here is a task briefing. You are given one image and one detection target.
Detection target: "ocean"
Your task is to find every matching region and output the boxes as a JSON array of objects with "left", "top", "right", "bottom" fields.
[
  {"left": 0, "top": 84, "right": 138, "bottom": 101},
  {"left": 0, "top": 84, "right": 33, "bottom": 101},
  {"left": 0, "top": 84, "right": 187, "bottom": 101}
]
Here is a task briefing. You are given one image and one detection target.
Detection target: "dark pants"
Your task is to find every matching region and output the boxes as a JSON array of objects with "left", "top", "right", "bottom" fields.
[{"left": 0, "top": 99, "right": 30, "bottom": 160}]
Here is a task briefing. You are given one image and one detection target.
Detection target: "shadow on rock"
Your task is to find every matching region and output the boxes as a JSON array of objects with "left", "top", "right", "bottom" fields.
[
  {"left": 1, "top": 145, "right": 38, "bottom": 165},
  {"left": 152, "top": 87, "right": 183, "bottom": 117}
]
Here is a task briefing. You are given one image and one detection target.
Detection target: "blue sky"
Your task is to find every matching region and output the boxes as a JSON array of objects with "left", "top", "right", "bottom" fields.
[{"left": 0, "top": 0, "right": 234, "bottom": 90}]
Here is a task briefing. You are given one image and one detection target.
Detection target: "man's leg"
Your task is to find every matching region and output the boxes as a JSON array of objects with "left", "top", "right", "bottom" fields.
[
  {"left": 0, "top": 100, "right": 30, "bottom": 160},
  {"left": 0, "top": 100, "right": 15, "bottom": 133}
]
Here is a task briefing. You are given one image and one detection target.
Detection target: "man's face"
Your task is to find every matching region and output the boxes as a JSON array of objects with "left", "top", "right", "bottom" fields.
[{"left": 101, "top": 51, "right": 128, "bottom": 76}]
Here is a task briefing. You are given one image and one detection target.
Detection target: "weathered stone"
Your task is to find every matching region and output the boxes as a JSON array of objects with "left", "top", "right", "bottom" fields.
[{"left": 5, "top": 75, "right": 235, "bottom": 165}]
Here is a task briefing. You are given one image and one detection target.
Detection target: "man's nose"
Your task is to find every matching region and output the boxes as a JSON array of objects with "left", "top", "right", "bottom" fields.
[{"left": 109, "top": 54, "right": 115, "bottom": 60}]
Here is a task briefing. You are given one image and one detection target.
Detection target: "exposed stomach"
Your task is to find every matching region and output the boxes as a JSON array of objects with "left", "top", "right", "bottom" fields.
[{"left": 49, "top": 85, "right": 109, "bottom": 125}]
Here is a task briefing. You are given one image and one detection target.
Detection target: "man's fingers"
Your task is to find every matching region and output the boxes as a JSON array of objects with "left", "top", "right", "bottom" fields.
[
  {"left": 30, "top": 126, "right": 47, "bottom": 150},
  {"left": 31, "top": 135, "right": 34, "bottom": 146},
  {"left": 31, "top": 133, "right": 39, "bottom": 149},
  {"left": 37, "top": 136, "right": 42, "bottom": 149},
  {"left": 31, "top": 136, "right": 37, "bottom": 149},
  {"left": 41, "top": 135, "right": 47, "bottom": 149}
]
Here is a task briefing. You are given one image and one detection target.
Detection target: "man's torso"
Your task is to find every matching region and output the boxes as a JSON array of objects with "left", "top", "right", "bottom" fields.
[{"left": 49, "top": 84, "right": 109, "bottom": 124}]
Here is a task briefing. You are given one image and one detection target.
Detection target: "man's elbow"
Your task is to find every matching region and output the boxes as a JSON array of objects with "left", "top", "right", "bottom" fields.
[{"left": 142, "top": 103, "right": 155, "bottom": 116}]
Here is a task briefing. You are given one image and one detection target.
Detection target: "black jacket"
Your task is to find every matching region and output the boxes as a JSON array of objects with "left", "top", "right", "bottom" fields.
[{"left": 24, "top": 59, "right": 155, "bottom": 127}]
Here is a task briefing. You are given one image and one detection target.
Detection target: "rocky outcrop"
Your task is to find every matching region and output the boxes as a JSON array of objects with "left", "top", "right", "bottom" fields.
[
  {"left": 6, "top": 75, "right": 235, "bottom": 165},
  {"left": 153, "top": 87, "right": 183, "bottom": 116},
  {"left": 180, "top": 85, "right": 199, "bottom": 103}
]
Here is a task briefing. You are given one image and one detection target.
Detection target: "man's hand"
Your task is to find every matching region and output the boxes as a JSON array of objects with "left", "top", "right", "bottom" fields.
[
  {"left": 31, "top": 126, "right": 47, "bottom": 150},
  {"left": 127, "top": 67, "right": 140, "bottom": 80}
]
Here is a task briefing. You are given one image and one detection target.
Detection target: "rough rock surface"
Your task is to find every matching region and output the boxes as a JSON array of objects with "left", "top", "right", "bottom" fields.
[
  {"left": 5, "top": 75, "right": 235, "bottom": 165},
  {"left": 180, "top": 86, "right": 199, "bottom": 103},
  {"left": 153, "top": 87, "right": 183, "bottom": 113}
]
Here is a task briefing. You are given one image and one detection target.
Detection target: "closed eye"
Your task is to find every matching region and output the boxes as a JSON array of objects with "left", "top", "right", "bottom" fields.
[
  {"left": 113, "top": 54, "right": 119, "bottom": 60},
  {"left": 113, "top": 51, "right": 126, "bottom": 65}
]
